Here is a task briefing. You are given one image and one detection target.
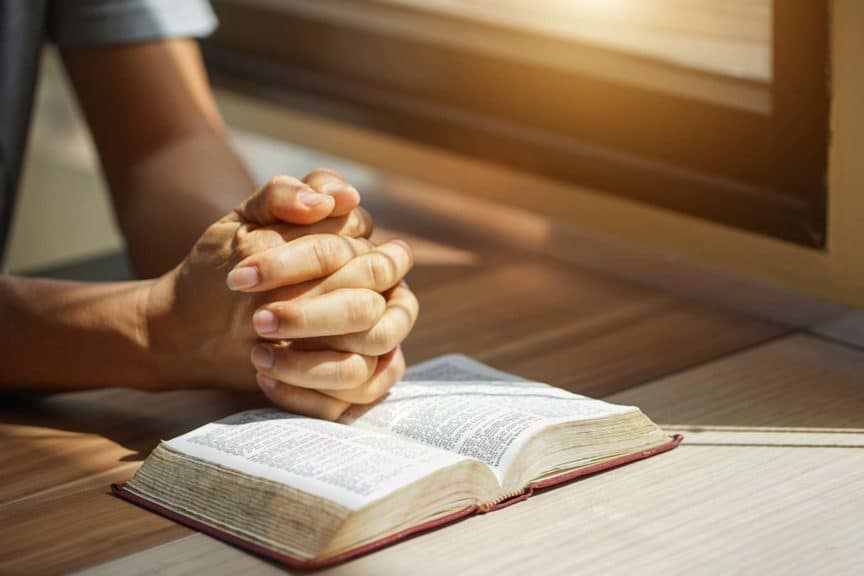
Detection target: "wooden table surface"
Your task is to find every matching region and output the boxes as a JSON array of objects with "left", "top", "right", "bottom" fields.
[{"left": 2, "top": 175, "right": 863, "bottom": 575}]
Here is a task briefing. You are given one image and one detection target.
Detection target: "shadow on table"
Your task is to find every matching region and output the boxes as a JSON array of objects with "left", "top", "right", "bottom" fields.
[{"left": 0, "top": 388, "right": 266, "bottom": 461}]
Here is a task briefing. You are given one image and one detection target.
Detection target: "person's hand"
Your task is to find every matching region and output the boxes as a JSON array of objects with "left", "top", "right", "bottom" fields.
[
  {"left": 228, "top": 236, "right": 418, "bottom": 419},
  {"left": 143, "top": 169, "right": 369, "bottom": 385},
  {"left": 142, "top": 170, "right": 418, "bottom": 419}
]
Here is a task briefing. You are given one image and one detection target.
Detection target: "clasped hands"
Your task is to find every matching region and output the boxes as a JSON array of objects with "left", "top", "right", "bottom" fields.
[{"left": 143, "top": 169, "right": 417, "bottom": 420}]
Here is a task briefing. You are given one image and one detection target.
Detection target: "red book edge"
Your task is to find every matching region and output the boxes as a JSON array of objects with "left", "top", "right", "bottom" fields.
[{"left": 112, "top": 433, "right": 683, "bottom": 570}]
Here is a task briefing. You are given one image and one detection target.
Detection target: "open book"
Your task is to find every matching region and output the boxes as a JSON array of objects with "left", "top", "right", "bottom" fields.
[{"left": 114, "top": 355, "right": 680, "bottom": 568}]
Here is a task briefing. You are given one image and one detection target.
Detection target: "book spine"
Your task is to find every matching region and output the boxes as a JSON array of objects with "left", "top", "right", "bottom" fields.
[{"left": 477, "top": 488, "right": 528, "bottom": 513}]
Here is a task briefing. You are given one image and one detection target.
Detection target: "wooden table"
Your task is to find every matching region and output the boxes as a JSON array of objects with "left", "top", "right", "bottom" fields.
[{"left": 2, "top": 175, "right": 863, "bottom": 575}]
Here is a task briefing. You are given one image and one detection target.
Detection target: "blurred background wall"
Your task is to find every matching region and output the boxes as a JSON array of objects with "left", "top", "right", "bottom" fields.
[
  {"left": 6, "top": 48, "right": 371, "bottom": 274},
  {"left": 8, "top": 1, "right": 864, "bottom": 308},
  {"left": 6, "top": 49, "right": 122, "bottom": 272}
]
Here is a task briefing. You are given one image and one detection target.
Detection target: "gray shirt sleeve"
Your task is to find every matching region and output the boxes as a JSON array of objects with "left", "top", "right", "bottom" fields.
[{"left": 48, "top": 0, "right": 218, "bottom": 46}]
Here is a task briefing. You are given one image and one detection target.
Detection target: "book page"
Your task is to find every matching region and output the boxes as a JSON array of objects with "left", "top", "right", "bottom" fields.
[
  {"left": 403, "top": 354, "right": 529, "bottom": 382},
  {"left": 165, "top": 409, "right": 472, "bottom": 510},
  {"left": 342, "top": 355, "right": 637, "bottom": 481}
]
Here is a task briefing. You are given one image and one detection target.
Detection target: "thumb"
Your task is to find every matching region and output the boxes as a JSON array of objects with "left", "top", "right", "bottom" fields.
[{"left": 236, "top": 176, "right": 336, "bottom": 225}]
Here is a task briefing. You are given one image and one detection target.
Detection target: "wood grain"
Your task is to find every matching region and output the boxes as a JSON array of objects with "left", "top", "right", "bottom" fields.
[
  {"left": 0, "top": 169, "right": 816, "bottom": 575},
  {"left": 401, "top": 255, "right": 784, "bottom": 396},
  {"left": 77, "top": 335, "right": 864, "bottom": 576},
  {"left": 0, "top": 389, "right": 266, "bottom": 504},
  {"left": 488, "top": 300, "right": 786, "bottom": 397},
  {"left": 607, "top": 334, "right": 864, "bottom": 430}
]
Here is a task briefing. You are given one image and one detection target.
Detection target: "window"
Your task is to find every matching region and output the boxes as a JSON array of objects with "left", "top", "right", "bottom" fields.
[{"left": 204, "top": 0, "right": 829, "bottom": 247}]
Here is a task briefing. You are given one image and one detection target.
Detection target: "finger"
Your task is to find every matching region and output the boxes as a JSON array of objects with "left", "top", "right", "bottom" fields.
[
  {"left": 251, "top": 344, "right": 379, "bottom": 391},
  {"left": 237, "top": 176, "right": 335, "bottom": 225},
  {"left": 311, "top": 284, "right": 418, "bottom": 355},
  {"left": 315, "top": 240, "right": 414, "bottom": 294},
  {"left": 233, "top": 208, "right": 374, "bottom": 262},
  {"left": 320, "top": 347, "right": 405, "bottom": 405},
  {"left": 303, "top": 168, "right": 360, "bottom": 217},
  {"left": 227, "top": 234, "right": 371, "bottom": 292},
  {"left": 253, "top": 288, "right": 386, "bottom": 339},
  {"left": 266, "top": 207, "right": 373, "bottom": 241},
  {"left": 257, "top": 373, "right": 350, "bottom": 421}
]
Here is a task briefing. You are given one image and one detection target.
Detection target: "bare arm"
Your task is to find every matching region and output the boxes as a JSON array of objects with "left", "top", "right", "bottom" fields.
[
  {"left": 0, "top": 181, "right": 330, "bottom": 393},
  {"left": 1, "top": 40, "right": 417, "bottom": 418},
  {"left": 0, "top": 179, "right": 416, "bottom": 421},
  {"left": 61, "top": 39, "right": 254, "bottom": 277},
  {"left": 0, "top": 275, "right": 155, "bottom": 390}
]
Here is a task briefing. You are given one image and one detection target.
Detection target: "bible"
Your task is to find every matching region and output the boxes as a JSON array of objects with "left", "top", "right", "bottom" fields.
[{"left": 114, "top": 355, "right": 681, "bottom": 568}]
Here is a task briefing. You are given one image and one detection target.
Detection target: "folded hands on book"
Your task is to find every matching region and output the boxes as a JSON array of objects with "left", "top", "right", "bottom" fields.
[
  {"left": 119, "top": 355, "right": 677, "bottom": 566},
  {"left": 143, "top": 169, "right": 418, "bottom": 419}
]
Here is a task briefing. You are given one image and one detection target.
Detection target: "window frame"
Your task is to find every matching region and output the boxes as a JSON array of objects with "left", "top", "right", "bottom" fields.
[{"left": 203, "top": 0, "right": 830, "bottom": 248}]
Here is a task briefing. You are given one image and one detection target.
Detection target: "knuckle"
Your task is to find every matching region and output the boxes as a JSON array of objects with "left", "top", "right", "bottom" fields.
[
  {"left": 310, "top": 236, "right": 346, "bottom": 275},
  {"left": 264, "top": 176, "right": 305, "bottom": 211},
  {"left": 367, "top": 253, "right": 395, "bottom": 288},
  {"left": 366, "top": 321, "right": 399, "bottom": 355},
  {"left": 348, "top": 208, "right": 374, "bottom": 238},
  {"left": 393, "top": 239, "right": 414, "bottom": 267},
  {"left": 344, "top": 211, "right": 362, "bottom": 237},
  {"left": 348, "top": 290, "right": 385, "bottom": 327},
  {"left": 261, "top": 177, "right": 283, "bottom": 198},
  {"left": 306, "top": 167, "right": 342, "bottom": 181},
  {"left": 335, "top": 355, "right": 369, "bottom": 388},
  {"left": 235, "top": 237, "right": 258, "bottom": 261},
  {"left": 264, "top": 175, "right": 294, "bottom": 192},
  {"left": 245, "top": 228, "right": 284, "bottom": 256},
  {"left": 404, "top": 288, "right": 420, "bottom": 323}
]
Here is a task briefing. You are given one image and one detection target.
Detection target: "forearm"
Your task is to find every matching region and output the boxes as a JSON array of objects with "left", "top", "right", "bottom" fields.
[
  {"left": 113, "top": 130, "right": 254, "bottom": 277},
  {"left": 62, "top": 39, "right": 256, "bottom": 278},
  {"left": 0, "top": 275, "right": 157, "bottom": 391}
]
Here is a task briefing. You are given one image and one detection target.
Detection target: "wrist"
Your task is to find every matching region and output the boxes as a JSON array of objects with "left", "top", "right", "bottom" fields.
[
  {"left": 140, "top": 264, "right": 238, "bottom": 391},
  {"left": 137, "top": 267, "right": 184, "bottom": 391}
]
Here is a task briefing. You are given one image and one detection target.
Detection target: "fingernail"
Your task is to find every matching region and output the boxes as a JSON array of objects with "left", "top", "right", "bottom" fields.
[
  {"left": 227, "top": 267, "right": 260, "bottom": 290},
  {"left": 322, "top": 181, "right": 360, "bottom": 200},
  {"left": 298, "top": 189, "right": 329, "bottom": 207},
  {"left": 251, "top": 344, "right": 274, "bottom": 369},
  {"left": 258, "top": 374, "right": 278, "bottom": 391},
  {"left": 321, "top": 181, "right": 344, "bottom": 194},
  {"left": 253, "top": 309, "right": 278, "bottom": 334}
]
